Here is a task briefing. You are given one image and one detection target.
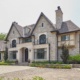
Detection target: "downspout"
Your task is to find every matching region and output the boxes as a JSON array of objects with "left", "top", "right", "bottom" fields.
[{"left": 49, "top": 43, "right": 50, "bottom": 63}]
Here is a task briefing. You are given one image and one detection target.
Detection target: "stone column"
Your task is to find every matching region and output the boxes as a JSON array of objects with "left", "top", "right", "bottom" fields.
[{"left": 17, "top": 49, "right": 22, "bottom": 63}]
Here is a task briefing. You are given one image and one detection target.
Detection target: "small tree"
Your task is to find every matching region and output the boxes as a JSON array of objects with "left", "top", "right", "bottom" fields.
[
  {"left": 4, "top": 47, "right": 8, "bottom": 62},
  {"left": 61, "top": 44, "right": 69, "bottom": 64}
]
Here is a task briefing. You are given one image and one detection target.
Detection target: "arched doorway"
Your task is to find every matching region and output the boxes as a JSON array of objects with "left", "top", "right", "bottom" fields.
[{"left": 25, "top": 48, "right": 28, "bottom": 62}]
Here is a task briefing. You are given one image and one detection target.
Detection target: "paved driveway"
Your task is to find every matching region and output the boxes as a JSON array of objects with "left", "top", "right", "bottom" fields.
[
  {"left": 0, "top": 66, "right": 35, "bottom": 74},
  {"left": 0, "top": 66, "right": 80, "bottom": 80}
]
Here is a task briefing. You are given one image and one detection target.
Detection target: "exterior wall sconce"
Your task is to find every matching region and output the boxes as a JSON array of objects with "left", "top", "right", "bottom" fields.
[{"left": 29, "top": 49, "right": 31, "bottom": 52}]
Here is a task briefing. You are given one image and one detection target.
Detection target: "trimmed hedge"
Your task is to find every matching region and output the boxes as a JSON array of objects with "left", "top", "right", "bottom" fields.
[
  {"left": 0, "top": 61, "right": 15, "bottom": 65},
  {"left": 30, "top": 63, "right": 72, "bottom": 69},
  {"left": 68, "top": 54, "right": 80, "bottom": 64}
]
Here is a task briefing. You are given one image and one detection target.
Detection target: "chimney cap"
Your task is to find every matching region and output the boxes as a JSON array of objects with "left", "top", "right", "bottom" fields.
[{"left": 57, "top": 6, "right": 61, "bottom": 10}]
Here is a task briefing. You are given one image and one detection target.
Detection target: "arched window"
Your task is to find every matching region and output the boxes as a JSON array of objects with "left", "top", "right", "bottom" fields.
[
  {"left": 39, "top": 34, "right": 46, "bottom": 44},
  {"left": 12, "top": 40, "right": 16, "bottom": 47}
]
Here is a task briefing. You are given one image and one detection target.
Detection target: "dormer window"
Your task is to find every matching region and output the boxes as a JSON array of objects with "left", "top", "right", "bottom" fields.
[{"left": 42, "top": 23, "right": 44, "bottom": 27}]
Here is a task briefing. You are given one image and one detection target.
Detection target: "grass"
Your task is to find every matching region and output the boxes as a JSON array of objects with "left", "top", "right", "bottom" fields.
[
  {"left": 0, "top": 60, "right": 15, "bottom": 65},
  {"left": 0, "top": 76, "right": 45, "bottom": 80}
]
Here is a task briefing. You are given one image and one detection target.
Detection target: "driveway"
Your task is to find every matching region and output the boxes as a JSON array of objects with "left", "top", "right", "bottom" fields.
[
  {"left": 0, "top": 66, "right": 80, "bottom": 80},
  {"left": 0, "top": 66, "right": 35, "bottom": 74}
]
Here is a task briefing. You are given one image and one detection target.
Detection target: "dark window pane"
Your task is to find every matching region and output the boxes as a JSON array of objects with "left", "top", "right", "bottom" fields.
[
  {"left": 61, "top": 35, "right": 70, "bottom": 41},
  {"left": 42, "top": 23, "right": 44, "bottom": 27},
  {"left": 39, "top": 34, "right": 46, "bottom": 44},
  {"left": 12, "top": 40, "right": 16, "bottom": 47},
  {"left": 12, "top": 51, "right": 16, "bottom": 59},
  {"left": 24, "top": 38, "right": 32, "bottom": 42},
  {"left": 37, "top": 49, "right": 45, "bottom": 59}
]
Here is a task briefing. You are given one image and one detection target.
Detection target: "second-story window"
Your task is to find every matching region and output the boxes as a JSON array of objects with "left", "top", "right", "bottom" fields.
[
  {"left": 12, "top": 40, "right": 16, "bottom": 47},
  {"left": 39, "top": 34, "right": 46, "bottom": 44},
  {"left": 61, "top": 35, "right": 70, "bottom": 41},
  {"left": 24, "top": 37, "right": 32, "bottom": 43}
]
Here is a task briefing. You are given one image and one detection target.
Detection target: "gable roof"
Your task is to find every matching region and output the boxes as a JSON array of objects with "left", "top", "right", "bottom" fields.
[
  {"left": 5, "top": 22, "right": 23, "bottom": 40},
  {"left": 23, "top": 24, "right": 35, "bottom": 37},
  {"left": 31, "top": 12, "right": 56, "bottom": 34},
  {"left": 58, "top": 20, "right": 80, "bottom": 33}
]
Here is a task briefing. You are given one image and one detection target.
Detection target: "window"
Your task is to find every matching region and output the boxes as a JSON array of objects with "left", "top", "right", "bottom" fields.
[
  {"left": 12, "top": 40, "right": 16, "bottom": 47},
  {"left": 12, "top": 51, "right": 16, "bottom": 59},
  {"left": 37, "top": 49, "right": 45, "bottom": 59},
  {"left": 39, "top": 34, "right": 46, "bottom": 44},
  {"left": 34, "top": 48, "right": 47, "bottom": 59},
  {"left": 42, "top": 23, "right": 44, "bottom": 27},
  {"left": 61, "top": 35, "right": 70, "bottom": 41},
  {"left": 0, "top": 53, "right": 1, "bottom": 60},
  {"left": 24, "top": 37, "right": 32, "bottom": 43}
]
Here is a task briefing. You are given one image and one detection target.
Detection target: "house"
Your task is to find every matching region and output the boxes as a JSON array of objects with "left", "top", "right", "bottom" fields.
[{"left": 0, "top": 6, "right": 80, "bottom": 63}]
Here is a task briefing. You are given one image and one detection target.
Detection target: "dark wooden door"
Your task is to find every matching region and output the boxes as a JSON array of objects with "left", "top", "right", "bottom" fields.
[{"left": 25, "top": 48, "right": 28, "bottom": 62}]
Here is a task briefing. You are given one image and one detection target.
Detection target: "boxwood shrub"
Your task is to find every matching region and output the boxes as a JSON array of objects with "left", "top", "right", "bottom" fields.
[{"left": 68, "top": 54, "right": 80, "bottom": 64}]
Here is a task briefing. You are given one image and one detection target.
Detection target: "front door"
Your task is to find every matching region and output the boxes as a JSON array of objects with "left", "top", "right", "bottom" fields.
[{"left": 25, "top": 48, "right": 28, "bottom": 62}]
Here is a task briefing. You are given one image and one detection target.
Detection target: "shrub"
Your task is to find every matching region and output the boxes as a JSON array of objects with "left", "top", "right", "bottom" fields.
[
  {"left": 61, "top": 45, "right": 69, "bottom": 64},
  {"left": 30, "top": 63, "right": 72, "bottom": 69},
  {"left": 4, "top": 47, "right": 8, "bottom": 62},
  {"left": 33, "top": 76, "right": 45, "bottom": 80},
  {"left": 68, "top": 54, "right": 80, "bottom": 64}
]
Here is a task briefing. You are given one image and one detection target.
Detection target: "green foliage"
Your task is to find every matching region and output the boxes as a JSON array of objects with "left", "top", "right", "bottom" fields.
[
  {"left": 0, "top": 33, "right": 6, "bottom": 40},
  {"left": 33, "top": 76, "right": 45, "bottom": 80},
  {"left": 30, "top": 63, "right": 72, "bottom": 69},
  {"left": 4, "top": 47, "right": 8, "bottom": 62},
  {"left": 32, "top": 61, "right": 63, "bottom": 64},
  {"left": 0, "top": 60, "right": 15, "bottom": 65},
  {"left": 61, "top": 45, "right": 69, "bottom": 64},
  {"left": 68, "top": 54, "right": 80, "bottom": 63}
]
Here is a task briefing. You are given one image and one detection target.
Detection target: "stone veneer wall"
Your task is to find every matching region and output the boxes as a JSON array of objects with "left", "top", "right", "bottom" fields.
[{"left": 33, "top": 16, "right": 57, "bottom": 61}]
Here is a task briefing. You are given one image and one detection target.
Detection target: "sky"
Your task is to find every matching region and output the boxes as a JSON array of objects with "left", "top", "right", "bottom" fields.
[{"left": 0, "top": 0, "right": 80, "bottom": 33}]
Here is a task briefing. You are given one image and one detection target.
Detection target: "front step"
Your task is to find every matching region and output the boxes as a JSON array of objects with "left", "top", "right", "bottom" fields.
[{"left": 18, "top": 62, "right": 29, "bottom": 66}]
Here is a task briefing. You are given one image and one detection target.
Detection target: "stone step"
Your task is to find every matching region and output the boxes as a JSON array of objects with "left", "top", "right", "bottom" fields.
[{"left": 18, "top": 62, "right": 29, "bottom": 66}]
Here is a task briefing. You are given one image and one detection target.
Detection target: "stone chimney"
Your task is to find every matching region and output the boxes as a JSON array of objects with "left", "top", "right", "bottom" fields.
[{"left": 55, "top": 6, "right": 63, "bottom": 29}]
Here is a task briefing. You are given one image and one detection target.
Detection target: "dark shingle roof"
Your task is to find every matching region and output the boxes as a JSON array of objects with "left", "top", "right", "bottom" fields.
[
  {"left": 23, "top": 24, "right": 35, "bottom": 37},
  {"left": 58, "top": 20, "right": 80, "bottom": 33},
  {"left": 13, "top": 22, "right": 23, "bottom": 36}
]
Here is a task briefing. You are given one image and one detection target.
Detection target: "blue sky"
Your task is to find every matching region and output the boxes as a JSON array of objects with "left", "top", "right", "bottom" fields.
[{"left": 0, "top": 0, "right": 80, "bottom": 33}]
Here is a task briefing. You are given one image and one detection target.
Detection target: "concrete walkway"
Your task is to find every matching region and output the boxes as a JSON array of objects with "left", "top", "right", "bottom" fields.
[
  {"left": 0, "top": 66, "right": 35, "bottom": 74},
  {"left": 0, "top": 66, "right": 80, "bottom": 80}
]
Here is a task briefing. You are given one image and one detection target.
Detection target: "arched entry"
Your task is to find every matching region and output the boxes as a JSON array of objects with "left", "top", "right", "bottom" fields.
[{"left": 25, "top": 48, "right": 28, "bottom": 62}]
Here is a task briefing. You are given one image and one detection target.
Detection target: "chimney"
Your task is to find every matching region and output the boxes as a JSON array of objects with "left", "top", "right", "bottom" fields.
[{"left": 55, "top": 6, "right": 63, "bottom": 29}]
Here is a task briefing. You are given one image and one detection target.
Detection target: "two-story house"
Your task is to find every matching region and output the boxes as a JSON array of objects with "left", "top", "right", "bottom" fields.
[{"left": 0, "top": 6, "right": 80, "bottom": 63}]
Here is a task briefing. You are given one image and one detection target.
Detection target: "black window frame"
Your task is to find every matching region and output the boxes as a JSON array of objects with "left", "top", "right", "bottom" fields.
[
  {"left": 39, "top": 34, "right": 46, "bottom": 44},
  {"left": 61, "top": 35, "right": 70, "bottom": 41},
  {"left": 12, "top": 51, "right": 16, "bottom": 59},
  {"left": 12, "top": 40, "right": 16, "bottom": 48}
]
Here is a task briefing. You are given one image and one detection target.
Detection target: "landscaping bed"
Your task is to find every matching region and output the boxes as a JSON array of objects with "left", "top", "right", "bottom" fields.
[
  {"left": 0, "top": 61, "right": 15, "bottom": 65},
  {"left": 30, "top": 61, "right": 72, "bottom": 69}
]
